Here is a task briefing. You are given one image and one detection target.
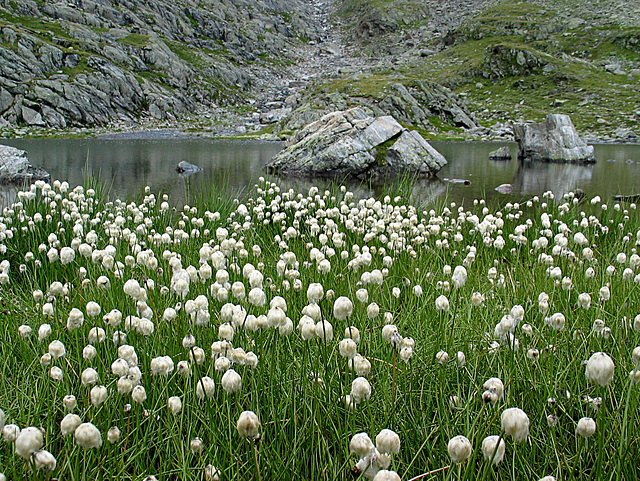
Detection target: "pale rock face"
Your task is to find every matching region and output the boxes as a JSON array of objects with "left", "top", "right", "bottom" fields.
[
  {"left": 265, "top": 108, "right": 447, "bottom": 179},
  {"left": 514, "top": 114, "right": 595, "bottom": 163}
]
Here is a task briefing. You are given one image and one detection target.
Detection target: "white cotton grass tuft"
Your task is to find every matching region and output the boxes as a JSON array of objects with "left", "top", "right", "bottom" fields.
[
  {"left": 168, "top": 396, "right": 182, "bottom": 415},
  {"left": 60, "top": 413, "right": 82, "bottom": 436},
  {"left": 576, "top": 417, "right": 596, "bottom": 438},
  {"left": 190, "top": 437, "right": 204, "bottom": 454},
  {"left": 585, "top": 352, "right": 615, "bottom": 387},
  {"left": 107, "top": 426, "right": 121, "bottom": 444},
  {"left": 375, "top": 429, "right": 400, "bottom": 455},
  {"left": 447, "top": 435, "right": 472, "bottom": 464},
  {"left": 14, "top": 426, "right": 44, "bottom": 459},
  {"left": 221, "top": 369, "right": 242, "bottom": 394},
  {"left": 205, "top": 464, "right": 220, "bottom": 481},
  {"left": 350, "top": 377, "right": 372, "bottom": 404},
  {"left": 196, "top": 376, "right": 215, "bottom": 399},
  {"left": 33, "top": 449, "right": 57, "bottom": 471},
  {"left": 481, "top": 435, "right": 506, "bottom": 465},
  {"left": 435, "top": 295, "right": 450, "bottom": 312},
  {"left": 482, "top": 377, "right": 504, "bottom": 404},
  {"left": 501, "top": 407, "right": 530, "bottom": 442},
  {"left": 237, "top": 411, "right": 260, "bottom": 439},
  {"left": 333, "top": 296, "right": 353, "bottom": 321},
  {"left": 372, "top": 471, "right": 401, "bottom": 481},
  {"left": 74, "top": 422, "right": 103, "bottom": 449}
]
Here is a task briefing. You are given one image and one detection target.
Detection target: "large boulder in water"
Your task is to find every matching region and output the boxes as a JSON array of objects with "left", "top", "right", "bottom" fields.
[
  {"left": 513, "top": 114, "right": 595, "bottom": 163},
  {"left": 0, "top": 145, "right": 50, "bottom": 184},
  {"left": 265, "top": 107, "right": 447, "bottom": 179}
]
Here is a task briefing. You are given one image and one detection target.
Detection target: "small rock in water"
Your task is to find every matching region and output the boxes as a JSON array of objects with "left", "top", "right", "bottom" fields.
[
  {"left": 495, "top": 184, "right": 513, "bottom": 194},
  {"left": 444, "top": 178, "right": 471, "bottom": 185},
  {"left": 489, "top": 146, "right": 511, "bottom": 160},
  {"left": 176, "top": 161, "right": 203, "bottom": 175}
]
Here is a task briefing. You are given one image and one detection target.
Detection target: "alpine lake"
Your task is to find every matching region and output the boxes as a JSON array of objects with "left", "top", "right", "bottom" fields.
[{"left": 2, "top": 137, "right": 640, "bottom": 207}]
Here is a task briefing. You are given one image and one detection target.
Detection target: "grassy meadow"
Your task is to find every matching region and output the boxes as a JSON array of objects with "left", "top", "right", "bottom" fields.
[{"left": 0, "top": 177, "right": 639, "bottom": 480}]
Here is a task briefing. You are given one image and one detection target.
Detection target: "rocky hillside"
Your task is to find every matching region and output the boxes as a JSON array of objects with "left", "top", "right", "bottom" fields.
[
  {"left": 288, "top": 0, "right": 640, "bottom": 141},
  {"left": 0, "top": 0, "right": 323, "bottom": 133},
  {"left": 1, "top": 0, "right": 639, "bottom": 141}
]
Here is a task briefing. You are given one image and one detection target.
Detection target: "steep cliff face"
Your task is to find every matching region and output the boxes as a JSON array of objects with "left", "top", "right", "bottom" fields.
[{"left": 0, "top": 0, "right": 323, "bottom": 130}]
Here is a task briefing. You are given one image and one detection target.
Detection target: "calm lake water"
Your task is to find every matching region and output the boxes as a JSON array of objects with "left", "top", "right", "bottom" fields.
[{"left": 2, "top": 138, "right": 640, "bottom": 207}]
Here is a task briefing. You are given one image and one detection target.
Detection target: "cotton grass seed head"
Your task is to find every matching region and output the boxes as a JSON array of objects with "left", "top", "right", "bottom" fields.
[
  {"left": 576, "top": 417, "right": 596, "bottom": 438},
  {"left": 33, "top": 449, "right": 57, "bottom": 471},
  {"left": 501, "top": 407, "right": 529, "bottom": 442},
  {"left": 74, "top": 422, "right": 102, "bottom": 449},
  {"left": 350, "top": 432, "right": 374, "bottom": 458},
  {"left": 237, "top": 411, "right": 260, "bottom": 439},
  {"left": 333, "top": 296, "right": 353, "bottom": 321},
  {"left": 372, "top": 470, "right": 401, "bottom": 481},
  {"left": 481, "top": 435, "right": 506, "bottom": 465},
  {"left": 196, "top": 376, "right": 215, "bottom": 400},
  {"left": 448, "top": 435, "right": 472, "bottom": 464},
  {"left": 168, "top": 396, "right": 182, "bottom": 415},
  {"left": 585, "top": 352, "right": 615, "bottom": 387},
  {"left": 221, "top": 369, "right": 242, "bottom": 394},
  {"left": 376, "top": 429, "right": 400, "bottom": 455}
]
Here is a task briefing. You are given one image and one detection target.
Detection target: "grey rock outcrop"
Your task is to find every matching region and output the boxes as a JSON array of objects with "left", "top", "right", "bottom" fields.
[
  {"left": 279, "top": 81, "right": 478, "bottom": 135},
  {"left": 0, "top": 0, "right": 325, "bottom": 130},
  {"left": 489, "top": 146, "right": 511, "bottom": 160},
  {"left": 514, "top": 114, "right": 595, "bottom": 163},
  {"left": 265, "top": 108, "right": 447, "bottom": 179},
  {"left": 176, "top": 161, "right": 203, "bottom": 175},
  {"left": 0, "top": 144, "right": 50, "bottom": 184}
]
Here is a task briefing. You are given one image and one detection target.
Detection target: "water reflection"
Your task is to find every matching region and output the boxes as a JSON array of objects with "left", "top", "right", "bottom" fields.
[
  {"left": 513, "top": 161, "right": 595, "bottom": 197},
  {"left": 0, "top": 139, "right": 639, "bottom": 208}
]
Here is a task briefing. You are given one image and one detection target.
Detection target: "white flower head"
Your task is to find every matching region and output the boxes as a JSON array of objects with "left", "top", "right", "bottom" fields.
[
  {"left": 576, "top": 417, "right": 596, "bottom": 438},
  {"left": 350, "top": 377, "right": 372, "bottom": 404},
  {"left": 501, "top": 407, "right": 529, "bottom": 442},
  {"left": 350, "top": 432, "right": 374, "bottom": 458},
  {"left": 435, "top": 295, "right": 450, "bottom": 312},
  {"left": 376, "top": 429, "right": 400, "bottom": 455},
  {"left": 237, "top": 411, "right": 260, "bottom": 439},
  {"left": 74, "top": 422, "right": 102, "bottom": 449},
  {"left": 585, "top": 352, "right": 615, "bottom": 387},
  {"left": 196, "top": 376, "right": 215, "bottom": 399},
  {"left": 61, "top": 414, "right": 83, "bottom": 436},
  {"left": 221, "top": 369, "right": 242, "bottom": 394},
  {"left": 333, "top": 296, "right": 354, "bottom": 321},
  {"left": 481, "top": 435, "right": 506, "bottom": 465},
  {"left": 448, "top": 435, "right": 472, "bottom": 463}
]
